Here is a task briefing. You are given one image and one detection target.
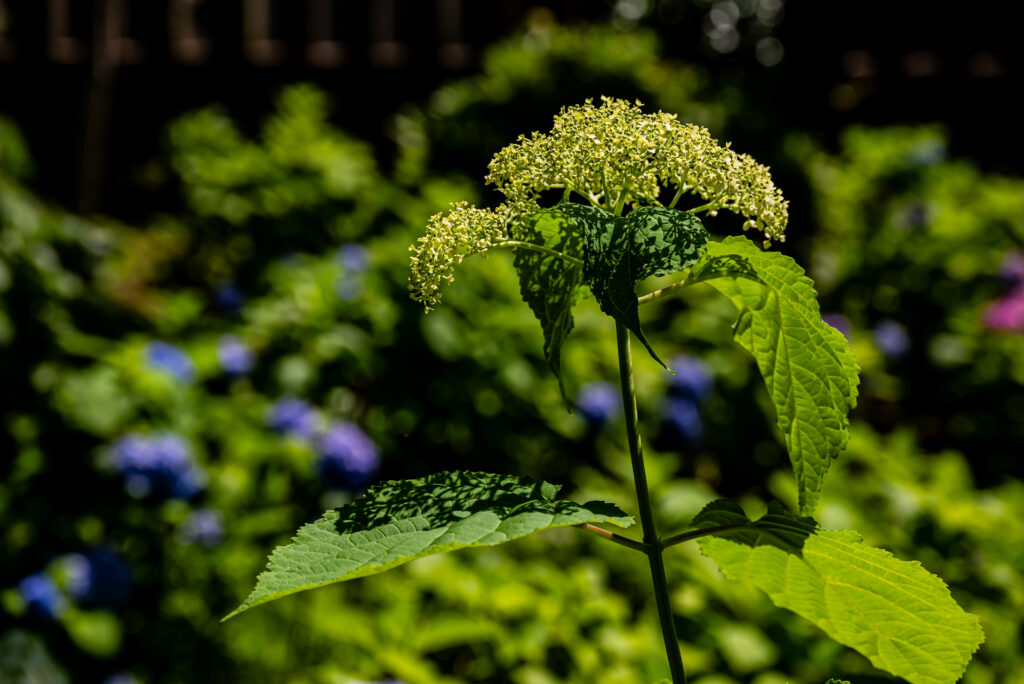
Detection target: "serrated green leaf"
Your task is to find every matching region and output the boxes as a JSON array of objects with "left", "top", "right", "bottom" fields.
[
  {"left": 562, "top": 203, "right": 708, "bottom": 366},
  {"left": 689, "top": 236, "right": 859, "bottom": 515},
  {"left": 512, "top": 208, "right": 585, "bottom": 403},
  {"left": 694, "top": 500, "right": 984, "bottom": 684},
  {"left": 227, "top": 471, "right": 633, "bottom": 620},
  {"left": 824, "top": 679, "right": 851, "bottom": 684}
]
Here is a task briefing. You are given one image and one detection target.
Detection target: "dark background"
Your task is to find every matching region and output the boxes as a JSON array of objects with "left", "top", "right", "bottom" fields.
[{"left": 0, "top": 0, "right": 1018, "bottom": 220}]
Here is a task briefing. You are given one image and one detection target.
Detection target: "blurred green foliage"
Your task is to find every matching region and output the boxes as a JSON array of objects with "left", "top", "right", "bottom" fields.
[{"left": 1, "top": 19, "right": 1022, "bottom": 684}]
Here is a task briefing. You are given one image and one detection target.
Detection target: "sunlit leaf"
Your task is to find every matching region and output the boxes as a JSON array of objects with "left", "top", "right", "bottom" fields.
[
  {"left": 227, "top": 471, "right": 633, "bottom": 619},
  {"left": 689, "top": 237, "right": 859, "bottom": 514},
  {"left": 694, "top": 500, "right": 984, "bottom": 684}
]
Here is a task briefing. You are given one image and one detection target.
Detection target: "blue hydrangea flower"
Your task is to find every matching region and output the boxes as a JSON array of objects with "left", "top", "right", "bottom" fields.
[
  {"left": 267, "top": 398, "right": 319, "bottom": 440},
  {"left": 59, "top": 553, "right": 92, "bottom": 599},
  {"left": 217, "top": 335, "right": 254, "bottom": 375},
  {"left": 873, "top": 319, "right": 910, "bottom": 360},
  {"left": 18, "top": 573, "right": 66, "bottom": 620},
  {"left": 111, "top": 432, "right": 205, "bottom": 499},
  {"left": 822, "top": 313, "right": 852, "bottom": 340},
  {"left": 336, "top": 277, "right": 364, "bottom": 301},
  {"left": 318, "top": 421, "right": 380, "bottom": 488},
  {"left": 663, "top": 397, "right": 704, "bottom": 445},
  {"left": 575, "top": 382, "right": 621, "bottom": 426},
  {"left": 215, "top": 282, "right": 244, "bottom": 313},
  {"left": 59, "top": 548, "right": 131, "bottom": 609},
  {"left": 145, "top": 341, "right": 196, "bottom": 383},
  {"left": 336, "top": 244, "right": 369, "bottom": 301},
  {"left": 102, "top": 674, "right": 139, "bottom": 684},
  {"left": 337, "top": 244, "right": 370, "bottom": 273},
  {"left": 668, "top": 355, "right": 713, "bottom": 402},
  {"left": 177, "top": 508, "right": 225, "bottom": 547}
]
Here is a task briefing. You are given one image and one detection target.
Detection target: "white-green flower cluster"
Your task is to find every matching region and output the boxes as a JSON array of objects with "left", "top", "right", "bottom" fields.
[
  {"left": 409, "top": 97, "right": 788, "bottom": 308},
  {"left": 408, "top": 200, "right": 532, "bottom": 310},
  {"left": 487, "top": 96, "right": 787, "bottom": 243}
]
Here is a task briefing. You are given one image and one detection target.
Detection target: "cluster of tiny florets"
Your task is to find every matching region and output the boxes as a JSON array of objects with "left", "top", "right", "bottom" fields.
[
  {"left": 410, "top": 97, "right": 789, "bottom": 308},
  {"left": 486, "top": 96, "right": 788, "bottom": 246},
  {"left": 409, "top": 201, "right": 514, "bottom": 310}
]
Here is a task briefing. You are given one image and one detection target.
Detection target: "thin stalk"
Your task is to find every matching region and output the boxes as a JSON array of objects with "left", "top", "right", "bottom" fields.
[
  {"left": 667, "top": 187, "right": 686, "bottom": 209},
  {"left": 579, "top": 523, "right": 653, "bottom": 554},
  {"left": 497, "top": 241, "right": 584, "bottom": 266},
  {"left": 660, "top": 523, "right": 749, "bottom": 549},
  {"left": 612, "top": 183, "right": 630, "bottom": 216},
  {"left": 687, "top": 201, "right": 720, "bottom": 215},
  {"left": 638, "top": 277, "right": 689, "bottom": 306},
  {"left": 616, "top": 323, "right": 687, "bottom": 684}
]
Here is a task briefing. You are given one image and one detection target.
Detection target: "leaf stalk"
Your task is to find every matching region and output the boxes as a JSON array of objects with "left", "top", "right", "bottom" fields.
[{"left": 499, "top": 240, "right": 584, "bottom": 267}]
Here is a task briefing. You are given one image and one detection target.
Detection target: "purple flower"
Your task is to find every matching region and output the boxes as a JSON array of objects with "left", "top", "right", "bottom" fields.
[
  {"left": 576, "top": 382, "right": 621, "bottom": 426},
  {"left": 337, "top": 244, "right": 370, "bottom": 273},
  {"left": 145, "top": 341, "right": 196, "bottom": 383},
  {"left": 215, "top": 282, "right": 244, "bottom": 313},
  {"left": 873, "top": 319, "right": 910, "bottom": 360},
  {"left": 103, "top": 675, "right": 139, "bottom": 684},
  {"left": 318, "top": 422, "right": 380, "bottom": 488},
  {"left": 18, "top": 573, "right": 66, "bottom": 620},
  {"left": 111, "top": 432, "right": 205, "bottom": 499},
  {"left": 177, "top": 509, "right": 225, "bottom": 547},
  {"left": 217, "top": 335, "right": 254, "bottom": 375},
  {"left": 822, "top": 313, "right": 852, "bottom": 340},
  {"left": 998, "top": 251, "right": 1024, "bottom": 290},
  {"left": 668, "top": 355, "right": 713, "bottom": 402},
  {"left": 984, "top": 289, "right": 1024, "bottom": 332},
  {"left": 60, "top": 548, "right": 131, "bottom": 609},
  {"left": 267, "top": 398, "right": 319, "bottom": 439},
  {"left": 663, "top": 397, "right": 703, "bottom": 445}
]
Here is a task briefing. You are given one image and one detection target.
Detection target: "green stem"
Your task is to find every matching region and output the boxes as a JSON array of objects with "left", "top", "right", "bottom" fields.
[
  {"left": 616, "top": 323, "right": 687, "bottom": 684},
  {"left": 498, "top": 241, "right": 584, "bottom": 266}
]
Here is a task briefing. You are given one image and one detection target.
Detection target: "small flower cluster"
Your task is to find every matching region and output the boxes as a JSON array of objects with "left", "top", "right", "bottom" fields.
[
  {"left": 661, "top": 355, "right": 714, "bottom": 445},
  {"left": 16, "top": 548, "right": 131, "bottom": 621},
  {"left": 486, "top": 97, "right": 788, "bottom": 245},
  {"left": 318, "top": 421, "right": 381, "bottom": 488},
  {"left": 267, "top": 397, "right": 320, "bottom": 440},
  {"left": 408, "top": 200, "right": 519, "bottom": 310},
  {"left": 217, "top": 334, "right": 255, "bottom": 375},
  {"left": 177, "top": 508, "right": 225, "bottom": 547},
  {"left": 145, "top": 341, "right": 196, "bottom": 383},
  {"left": 111, "top": 432, "right": 205, "bottom": 499},
  {"left": 266, "top": 398, "right": 381, "bottom": 488},
  {"left": 984, "top": 251, "right": 1024, "bottom": 333},
  {"left": 337, "top": 243, "right": 370, "bottom": 301},
  {"left": 575, "top": 381, "right": 621, "bottom": 427},
  {"left": 873, "top": 319, "right": 910, "bottom": 360},
  {"left": 409, "top": 98, "right": 789, "bottom": 309}
]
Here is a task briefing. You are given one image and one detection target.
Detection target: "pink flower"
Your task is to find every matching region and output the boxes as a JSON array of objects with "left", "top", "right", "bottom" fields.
[{"left": 983, "top": 288, "right": 1024, "bottom": 332}]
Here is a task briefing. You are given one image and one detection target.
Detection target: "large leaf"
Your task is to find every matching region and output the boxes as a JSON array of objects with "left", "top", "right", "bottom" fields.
[
  {"left": 561, "top": 203, "right": 708, "bottom": 366},
  {"left": 689, "top": 236, "right": 859, "bottom": 515},
  {"left": 226, "top": 471, "right": 633, "bottom": 619},
  {"left": 694, "top": 500, "right": 984, "bottom": 684},
  {"left": 512, "top": 207, "right": 585, "bottom": 403}
]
